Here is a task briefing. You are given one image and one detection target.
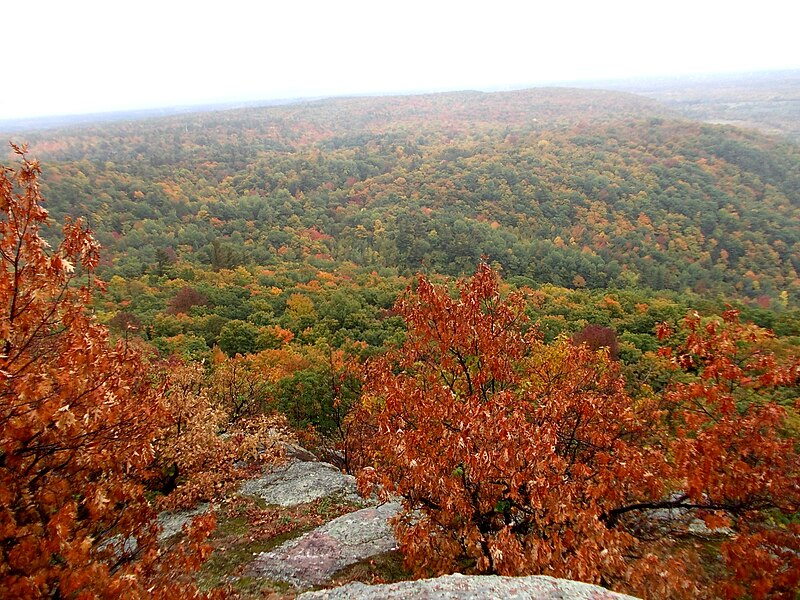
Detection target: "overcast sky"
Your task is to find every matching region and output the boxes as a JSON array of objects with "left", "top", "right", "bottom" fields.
[{"left": 2, "top": 0, "right": 799, "bottom": 120}]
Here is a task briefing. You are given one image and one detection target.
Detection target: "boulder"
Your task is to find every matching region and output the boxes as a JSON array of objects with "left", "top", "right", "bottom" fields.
[
  {"left": 298, "top": 573, "right": 639, "bottom": 599},
  {"left": 248, "top": 502, "right": 400, "bottom": 588},
  {"left": 239, "top": 459, "right": 359, "bottom": 507},
  {"left": 157, "top": 502, "right": 210, "bottom": 540}
]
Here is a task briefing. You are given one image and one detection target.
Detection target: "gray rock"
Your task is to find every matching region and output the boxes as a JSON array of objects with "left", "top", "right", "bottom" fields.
[
  {"left": 239, "top": 459, "right": 359, "bottom": 507},
  {"left": 249, "top": 502, "right": 401, "bottom": 588},
  {"left": 298, "top": 573, "right": 639, "bottom": 599},
  {"left": 157, "top": 503, "right": 210, "bottom": 540},
  {"left": 100, "top": 504, "right": 211, "bottom": 556},
  {"left": 687, "top": 518, "right": 733, "bottom": 537},
  {"left": 640, "top": 493, "right": 732, "bottom": 538}
]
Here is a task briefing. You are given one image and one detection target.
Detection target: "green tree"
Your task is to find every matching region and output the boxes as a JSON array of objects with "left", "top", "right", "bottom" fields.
[{"left": 218, "top": 319, "right": 261, "bottom": 356}]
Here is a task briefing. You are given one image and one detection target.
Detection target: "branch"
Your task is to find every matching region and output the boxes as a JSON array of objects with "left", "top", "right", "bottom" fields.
[{"left": 601, "top": 494, "right": 754, "bottom": 529}]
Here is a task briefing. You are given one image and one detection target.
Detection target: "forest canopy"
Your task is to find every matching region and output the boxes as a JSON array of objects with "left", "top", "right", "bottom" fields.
[
  {"left": 7, "top": 88, "right": 799, "bottom": 307},
  {"left": 2, "top": 85, "right": 800, "bottom": 598}
]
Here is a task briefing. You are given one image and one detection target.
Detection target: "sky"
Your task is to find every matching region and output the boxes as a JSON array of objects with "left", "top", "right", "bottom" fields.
[{"left": 2, "top": 0, "right": 799, "bottom": 120}]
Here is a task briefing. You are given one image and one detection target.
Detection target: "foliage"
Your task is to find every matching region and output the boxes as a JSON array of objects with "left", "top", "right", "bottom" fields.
[
  {"left": 570, "top": 323, "right": 619, "bottom": 359},
  {"left": 0, "top": 148, "right": 217, "bottom": 598},
  {"left": 352, "top": 265, "right": 800, "bottom": 599},
  {"left": 214, "top": 316, "right": 298, "bottom": 357},
  {"left": 5, "top": 84, "right": 800, "bottom": 595},
  {"left": 107, "top": 310, "right": 143, "bottom": 335},
  {"left": 166, "top": 285, "right": 208, "bottom": 315},
  {"left": 209, "top": 354, "right": 272, "bottom": 421},
  {"left": 13, "top": 87, "right": 800, "bottom": 307},
  {"left": 152, "top": 361, "right": 290, "bottom": 510},
  {"left": 653, "top": 310, "right": 800, "bottom": 598}
]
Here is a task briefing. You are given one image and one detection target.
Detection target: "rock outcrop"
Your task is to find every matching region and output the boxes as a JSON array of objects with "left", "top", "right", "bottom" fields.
[
  {"left": 239, "top": 459, "right": 359, "bottom": 507},
  {"left": 230, "top": 454, "right": 640, "bottom": 600},
  {"left": 248, "top": 502, "right": 400, "bottom": 588},
  {"left": 157, "top": 503, "right": 210, "bottom": 540},
  {"left": 298, "top": 573, "right": 638, "bottom": 599}
]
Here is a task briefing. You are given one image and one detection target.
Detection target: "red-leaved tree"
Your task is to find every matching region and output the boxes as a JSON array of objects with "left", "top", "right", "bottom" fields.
[
  {"left": 653, "top": 311, "right": 800, "bottom": 598},
  {"left": 0, "top": 147, "right": 218, "bottom": 598},
  {"left": 352, "top": 264, "right": 800, "bottom": 599}
]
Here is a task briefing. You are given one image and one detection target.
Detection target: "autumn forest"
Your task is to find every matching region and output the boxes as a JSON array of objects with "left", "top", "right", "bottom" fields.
[{"left": 1, "top": 82, "right": 799, "bottom": 598}]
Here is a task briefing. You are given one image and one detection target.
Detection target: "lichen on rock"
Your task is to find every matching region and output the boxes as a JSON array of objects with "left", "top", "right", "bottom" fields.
[
  {"left": 239, "top": 459, "right": 360, "bottom": 507},
  {"left": 248, "top": 502, "right": 401, "bottom": 588}
]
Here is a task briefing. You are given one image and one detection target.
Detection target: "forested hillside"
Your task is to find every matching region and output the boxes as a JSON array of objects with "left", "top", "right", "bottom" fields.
[{"left": 7, "top": 87, "right": 798, "bottom": 306}]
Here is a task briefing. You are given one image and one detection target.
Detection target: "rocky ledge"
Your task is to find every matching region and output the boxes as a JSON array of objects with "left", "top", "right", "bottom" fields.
[
  {"left": 248, "top": 501, "right": 400, "bottom": 588},
  {"left": 298, "top": 573, "right": 638, "bottom": 599},
  {"left": 191, "top": 453, "right": 638, "bottom": 599},
  {"left": 238, "top": 459, "right": 360, "bottom": 507}
]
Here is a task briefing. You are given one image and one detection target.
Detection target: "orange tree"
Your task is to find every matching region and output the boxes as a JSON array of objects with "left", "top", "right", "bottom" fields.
[
  {"left": 652, "top": 310, "right": 800, "bottom": 598},
  {"left": 0, "top": 147, "right": 217, "bottom": 598},
  {"left": 352, "top": 264, "right": 799, "bottom": 599},
  {"left": 152, "top": 359, "right": 290, "bottom": 510}
]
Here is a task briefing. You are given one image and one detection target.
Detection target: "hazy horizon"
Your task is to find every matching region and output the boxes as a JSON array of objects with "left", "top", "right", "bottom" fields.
[{"left": 3, "top": 0, "right": 799, "bottom": 122}]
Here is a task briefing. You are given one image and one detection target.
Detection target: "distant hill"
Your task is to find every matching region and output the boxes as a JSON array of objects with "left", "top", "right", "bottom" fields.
[
  {"left": 0, "top": 98, "right": 310, "bottom": 135},
  {"left": 602, "top": 70, "right": 800, "bottom": 143},
  {"left": 5, "top": 88, "right": 673, "bottom": 156},
  {"left": 4, "top": 87, "right": 800, "bottom": 305}
]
